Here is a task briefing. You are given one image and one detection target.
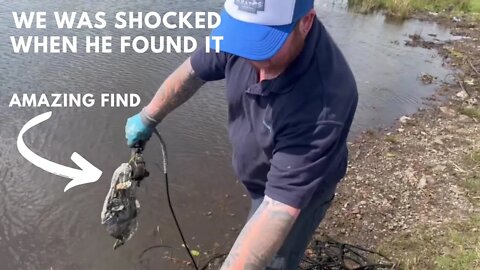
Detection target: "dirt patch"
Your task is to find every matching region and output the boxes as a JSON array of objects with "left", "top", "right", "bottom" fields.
[{"left": 405, "top": 34, "right": 440, "bottom": 49}]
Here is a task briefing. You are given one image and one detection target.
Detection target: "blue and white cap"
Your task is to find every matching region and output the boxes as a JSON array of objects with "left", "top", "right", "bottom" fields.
[{"left": 210, "top": 0, "right": 314, "bottom": 61}]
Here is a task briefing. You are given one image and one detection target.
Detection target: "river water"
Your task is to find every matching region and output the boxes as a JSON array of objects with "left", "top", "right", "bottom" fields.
[{"left": 0, "top": 0, "right": 455, "bottom": 269}]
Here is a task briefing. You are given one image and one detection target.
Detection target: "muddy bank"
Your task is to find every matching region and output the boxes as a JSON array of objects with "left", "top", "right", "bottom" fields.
[{"left": 311, "top": 12, "right": 480, "bottom": 269}]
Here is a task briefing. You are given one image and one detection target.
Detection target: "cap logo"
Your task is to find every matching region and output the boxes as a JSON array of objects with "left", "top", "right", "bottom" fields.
[{"left": 234, "top": 0, "right": 265, "bottom": 14}]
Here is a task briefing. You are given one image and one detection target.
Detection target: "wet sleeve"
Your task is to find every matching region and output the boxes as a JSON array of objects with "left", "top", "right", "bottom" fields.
[
  {"left": 190, "top": 46, "right": 228, "bottom": 81},
  {"left": 265, "top": 122, "right": 345, "bottom": 209}
]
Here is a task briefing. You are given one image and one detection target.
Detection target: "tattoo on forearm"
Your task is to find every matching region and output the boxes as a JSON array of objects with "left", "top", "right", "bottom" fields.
[
  {"left": 220, "top": 196, "right": 300, "bottom": 270},
  {"left": 146, "top": 57, "right": 205, "bottom": 122}
]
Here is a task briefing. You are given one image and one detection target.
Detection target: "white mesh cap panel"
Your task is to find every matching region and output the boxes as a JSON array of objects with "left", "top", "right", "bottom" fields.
[{"left": 224, "top": 0, "right": 296, "bottom": 26}]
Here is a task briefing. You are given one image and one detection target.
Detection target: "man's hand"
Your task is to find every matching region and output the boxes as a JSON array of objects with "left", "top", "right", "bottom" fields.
[
  {"left": 125, "top": 109, "right": 155, "bottom": 147},
  {"left": 221, "top": 196, "right": 300, "bottom": 270}
]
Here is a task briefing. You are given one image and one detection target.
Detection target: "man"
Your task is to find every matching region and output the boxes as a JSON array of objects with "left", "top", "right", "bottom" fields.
[{"left": 125, "top": 0, "right": 358, "bottom": 269}]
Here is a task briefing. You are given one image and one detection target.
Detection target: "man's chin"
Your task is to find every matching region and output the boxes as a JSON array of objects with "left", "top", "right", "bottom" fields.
[{"left": 248, "top": 59, "right": 272, "bottom": 70}]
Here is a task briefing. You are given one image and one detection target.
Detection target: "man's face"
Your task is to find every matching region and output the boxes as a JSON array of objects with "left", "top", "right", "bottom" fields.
[{"left": 249, "top": 25, "right": 304, "bottom": 71}]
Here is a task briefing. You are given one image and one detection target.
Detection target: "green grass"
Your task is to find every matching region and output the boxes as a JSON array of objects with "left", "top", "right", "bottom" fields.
[
  {"left": 459, "top": 107, "right": 480, "bottom": 119},
  {"left": 385, "top": 135, "right": 400, "bottom": 144},
  {"left": 435, "top": 218, "right": 480, "bottom": 270},
  {"left": 380, "top": 216, "right": 480, "bottom": 269},
  {"left": 463, "top": 174, "right": 480, "bottom": 195},
  {"left": 349, "top": 0, "right": 480, "bottom": 18},
  {"left": 472, "top": 150, "right": 480, "bottom": 164},
  {"left": 471, "top": 0, "right": 480, "bottom": 12},
  {"left": 410, "top": 0, "right": 470, "bottom": 12},
  {"left": 459, "top": 150, "right": 480, "bottom": 203}
]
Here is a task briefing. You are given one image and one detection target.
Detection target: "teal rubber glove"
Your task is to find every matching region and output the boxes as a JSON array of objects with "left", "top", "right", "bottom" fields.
[{"left": 125, "top": 109, "right": 157, "bottom": 147}]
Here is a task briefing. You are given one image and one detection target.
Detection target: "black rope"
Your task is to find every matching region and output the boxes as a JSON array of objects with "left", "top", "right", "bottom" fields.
[
  {"left": 154, "top": 129, "right": 199, "bottom": 270},
  {"left": 300, "top": 238, "right": 397, "bottom": 270}
]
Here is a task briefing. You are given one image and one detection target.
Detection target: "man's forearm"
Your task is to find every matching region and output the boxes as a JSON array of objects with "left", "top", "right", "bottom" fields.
[
  {"left": 221, "top": 196, "right": 300, "bottom": 270},
  {"left": 144, "top": 57, "right": 205, "bottom": 122}
]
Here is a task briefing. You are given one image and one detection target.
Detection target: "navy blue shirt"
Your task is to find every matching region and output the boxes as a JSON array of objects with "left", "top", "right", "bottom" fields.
[{"left": 191, "top": 19, "right": 358, "bottom": 209}]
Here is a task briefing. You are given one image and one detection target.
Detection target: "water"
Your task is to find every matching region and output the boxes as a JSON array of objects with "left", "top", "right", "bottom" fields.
[{"left": 0, "top": 0, "right": 456, "bottom": 269}]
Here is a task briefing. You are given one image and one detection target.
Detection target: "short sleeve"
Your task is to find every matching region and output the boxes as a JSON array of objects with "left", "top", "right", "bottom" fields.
[
  {"left": 265, "top": 122, "right": 345, "bottom": 209},
  {"left": 190, "top": 46, "right": 228, "bottom": 81}
]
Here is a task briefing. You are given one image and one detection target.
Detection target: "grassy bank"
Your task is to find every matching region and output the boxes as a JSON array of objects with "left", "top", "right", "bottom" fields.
[
  {"left": 381, "top": 215, "right": 480, "bottom": 269},
  {"left": 381, "top": 144, "right": 480, "bottom": 269},
  {"left": 349, "top": 0, "right": 480, "bottom": 18}
]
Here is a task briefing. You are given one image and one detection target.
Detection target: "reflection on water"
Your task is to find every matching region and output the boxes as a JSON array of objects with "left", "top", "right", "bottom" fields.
[{"left": 0, "top": 0, "right": 454, "bottom": 269}]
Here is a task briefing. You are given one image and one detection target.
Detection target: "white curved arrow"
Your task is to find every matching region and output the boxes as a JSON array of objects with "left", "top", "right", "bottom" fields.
[{"left": 17, "top": 111, "right": 102, "bottom": 192}]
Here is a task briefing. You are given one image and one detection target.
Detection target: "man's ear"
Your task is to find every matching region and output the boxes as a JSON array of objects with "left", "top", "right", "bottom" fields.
[{"left": 298, "top": 9, "right": 316, "bottom": 38}]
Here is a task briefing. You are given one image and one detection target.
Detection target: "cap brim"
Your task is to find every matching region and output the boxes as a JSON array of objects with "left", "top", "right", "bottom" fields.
[{"left": 210, "top": 9, "right": 296, "bottom": 61}]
